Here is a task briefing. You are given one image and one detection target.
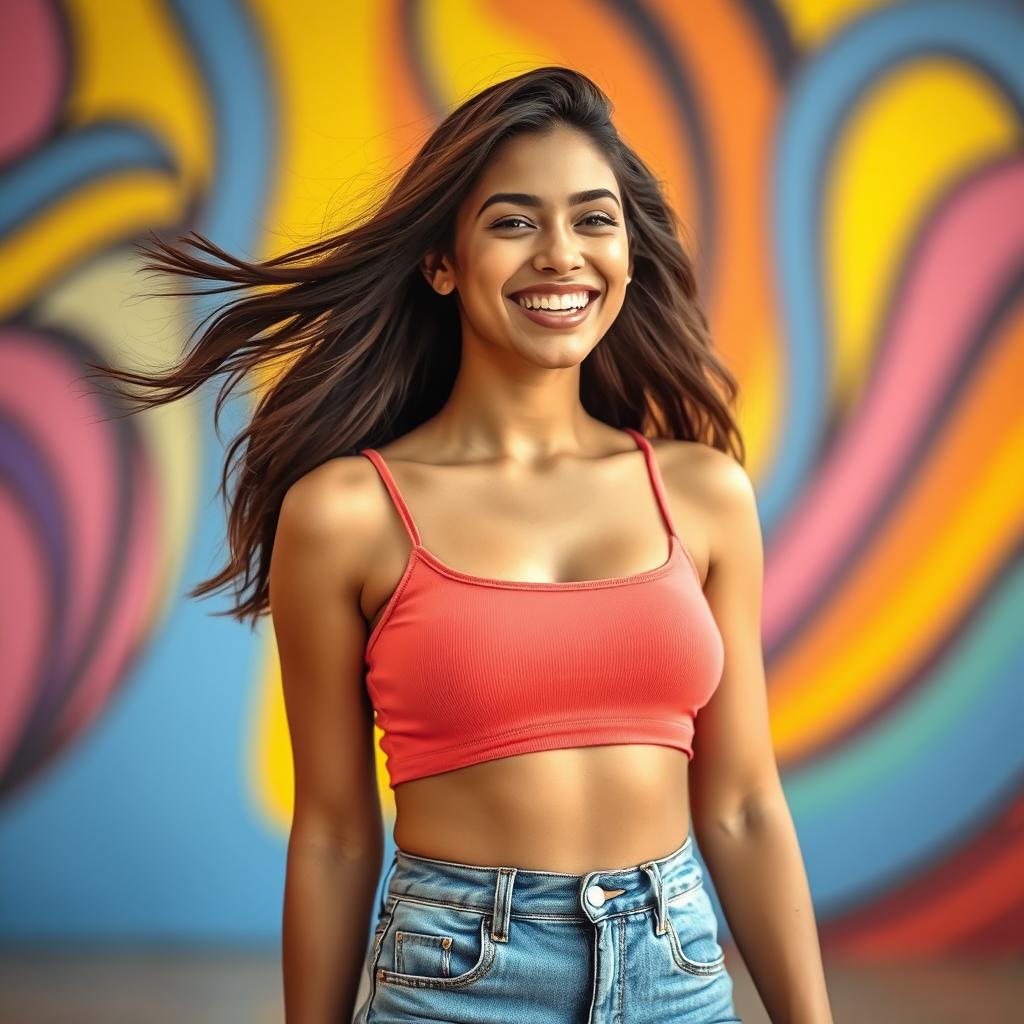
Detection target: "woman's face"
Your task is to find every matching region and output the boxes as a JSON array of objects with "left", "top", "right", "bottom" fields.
[{"left": 430, "top": 125, "right": 633, "bottom": 368}]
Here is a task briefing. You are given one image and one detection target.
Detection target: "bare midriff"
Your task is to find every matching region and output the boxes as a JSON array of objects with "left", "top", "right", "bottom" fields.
[{"left": 389, "top": 744, "right": 691, "bottom": 873}]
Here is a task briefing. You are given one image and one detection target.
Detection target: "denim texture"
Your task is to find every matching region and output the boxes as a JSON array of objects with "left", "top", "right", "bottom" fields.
[{"left": 352, "top": 833, "right": 741, "bottom": 1023}]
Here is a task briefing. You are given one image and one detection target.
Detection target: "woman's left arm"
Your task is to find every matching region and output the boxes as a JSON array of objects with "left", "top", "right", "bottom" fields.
[{"left": 682, "top": 449, "right": 834, "bottom": 1024}]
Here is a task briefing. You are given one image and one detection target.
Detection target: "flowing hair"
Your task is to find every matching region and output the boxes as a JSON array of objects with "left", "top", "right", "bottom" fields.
[{"left": 85, "top": 65, "right": 745, "bottom": 626}]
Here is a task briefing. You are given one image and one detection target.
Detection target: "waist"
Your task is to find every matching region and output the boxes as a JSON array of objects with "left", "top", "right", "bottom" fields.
[{"left": 382, "top": 833, "right": 699, "bottom": 922}]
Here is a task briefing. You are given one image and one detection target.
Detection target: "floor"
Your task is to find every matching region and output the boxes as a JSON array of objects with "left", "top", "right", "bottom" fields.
[{"left": 0, "top": 943, "right": 1019, "bottom": 1022}]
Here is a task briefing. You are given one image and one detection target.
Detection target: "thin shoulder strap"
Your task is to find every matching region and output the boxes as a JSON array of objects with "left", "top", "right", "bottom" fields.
[
  {"left": 358, "top": 448, "right": 422, "bottom": 547},
  {"left": 622, "top": 428, "right": 679, "bottom": 540}
]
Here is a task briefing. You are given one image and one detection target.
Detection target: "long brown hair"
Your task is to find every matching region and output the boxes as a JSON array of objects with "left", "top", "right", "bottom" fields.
[{"left": 85, "top": 65, "right": 745, "bottom": 626}]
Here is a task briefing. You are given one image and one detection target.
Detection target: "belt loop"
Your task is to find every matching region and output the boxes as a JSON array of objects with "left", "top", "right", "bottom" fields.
[
  {"left": 378, "top": 852, "right": 398, "bottom": 915},
  {"left": 490, "top": 866, "right": 516, "bottom": 943},
  {"left": 640, "top": 860, "right": 667, "bottom": 935}
]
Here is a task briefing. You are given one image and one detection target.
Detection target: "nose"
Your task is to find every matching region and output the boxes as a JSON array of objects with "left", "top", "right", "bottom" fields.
[{"left": 533, "top": 223, "right": 584, "bottom": 275}]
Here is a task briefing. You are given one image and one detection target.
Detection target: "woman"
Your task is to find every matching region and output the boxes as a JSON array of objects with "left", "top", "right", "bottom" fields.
[{"left": 93, "top": 67, "right": 833, "bottom": 1024}]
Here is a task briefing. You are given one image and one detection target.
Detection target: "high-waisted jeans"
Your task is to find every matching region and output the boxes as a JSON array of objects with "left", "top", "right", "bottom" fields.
[{"left": 351, "top": 832, "right": 742, "bottom": 1023}]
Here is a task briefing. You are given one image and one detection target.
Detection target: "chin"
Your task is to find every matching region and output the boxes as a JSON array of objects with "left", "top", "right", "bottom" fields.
[{"left": 521, "top": 339, "right": 595, "bottom": 369}]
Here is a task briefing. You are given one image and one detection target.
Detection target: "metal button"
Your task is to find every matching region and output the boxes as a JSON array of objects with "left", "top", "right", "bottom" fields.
[{"left": 586, "top": 883, "right": 606, "bottom": 907}]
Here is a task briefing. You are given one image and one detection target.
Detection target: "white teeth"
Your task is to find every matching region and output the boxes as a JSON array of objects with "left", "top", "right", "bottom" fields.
[{"left": 516, "top": 291, "right": 590, "bottom": 311}]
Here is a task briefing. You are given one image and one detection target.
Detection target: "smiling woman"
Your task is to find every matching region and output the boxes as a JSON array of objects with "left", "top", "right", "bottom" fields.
[
  {"left": 428, "top": 127, "right": 636, "bottom": 370},
  {"left": 83, "top": 65, "right": 832, "bottom": 1024}
]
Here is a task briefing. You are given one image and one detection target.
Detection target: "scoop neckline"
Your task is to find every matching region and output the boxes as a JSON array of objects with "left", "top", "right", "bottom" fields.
[{"left": 410, "top": 533, "right": 684, "bottom": 590}]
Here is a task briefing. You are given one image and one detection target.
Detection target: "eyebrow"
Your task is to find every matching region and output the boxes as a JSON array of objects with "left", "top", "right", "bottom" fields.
[{"left": 476, "top": 188, "right": 621, "bottom": 218}]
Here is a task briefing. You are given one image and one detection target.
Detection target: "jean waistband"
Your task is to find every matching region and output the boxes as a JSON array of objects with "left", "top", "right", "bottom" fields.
[{"left": 380, "top": 833, "right": 700, "bottom": 934}]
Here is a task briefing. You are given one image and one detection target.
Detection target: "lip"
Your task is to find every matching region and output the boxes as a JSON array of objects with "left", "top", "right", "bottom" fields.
[{"left": 507, "top": 290, "right": 599, "bottom": 330}]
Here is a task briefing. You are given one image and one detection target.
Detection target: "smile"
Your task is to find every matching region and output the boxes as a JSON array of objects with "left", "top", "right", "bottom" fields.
[{"left": 506, "top": 291, "right": 599, "bottom": 330}]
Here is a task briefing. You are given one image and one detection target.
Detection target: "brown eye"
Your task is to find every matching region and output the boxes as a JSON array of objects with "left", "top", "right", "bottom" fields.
[
  {"left": 581, "top": 213, "right": 618, "bottom": 227},
  {"left": 491, "top": 216, "right": 532, "bottom": 229}
]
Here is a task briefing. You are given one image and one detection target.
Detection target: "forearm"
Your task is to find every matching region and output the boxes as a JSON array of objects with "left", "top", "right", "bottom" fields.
[
  {"left": 282, "top": 833, "right": 383, "bottom": 1024},
  {"left": 694, "top": 793, "right": 834, "bottom": 1024}
]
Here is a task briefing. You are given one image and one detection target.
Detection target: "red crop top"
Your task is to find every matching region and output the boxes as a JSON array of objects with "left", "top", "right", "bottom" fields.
[{"left": 358, "top": 428, "right": 724, "bottom": 787}]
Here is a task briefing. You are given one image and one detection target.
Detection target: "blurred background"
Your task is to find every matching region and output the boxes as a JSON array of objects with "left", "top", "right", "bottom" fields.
[{"left": 1, "top": 0, "right": 1022, "bottom": 1021}]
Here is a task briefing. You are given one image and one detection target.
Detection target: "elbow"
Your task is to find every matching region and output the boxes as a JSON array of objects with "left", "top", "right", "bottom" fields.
[
  {"left": 692, "top": 779, "right": 789, "bottom": 844},
  {"left": 288, "top": 808, "right": 384, "bottom": 864},
  {"left": 692, "top": 807, "right": 747, "bottom": 847}
]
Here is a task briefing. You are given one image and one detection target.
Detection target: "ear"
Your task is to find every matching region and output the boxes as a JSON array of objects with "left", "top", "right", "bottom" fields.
[{"left": 421, "top": 251, "right": 454, "bottom": 294}]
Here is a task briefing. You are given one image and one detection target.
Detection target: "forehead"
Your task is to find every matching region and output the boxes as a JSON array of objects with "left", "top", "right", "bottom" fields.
[{"left": 459, "top": 129, "right": 619, "bottom": 220}]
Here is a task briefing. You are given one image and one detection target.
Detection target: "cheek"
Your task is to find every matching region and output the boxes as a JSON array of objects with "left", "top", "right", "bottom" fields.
[
  {"left": 456, "top": 283, "right": 512, "bottom": 335},
  {"left": 596, "top": 282, "right": 630, "bottom": 325},
  {"left": 606, "top": 237, "right": 629, "bottom": 262},
  {"left": 465, "top": 267, "right": 517, "bottom": 312},
  {"left": 463, "top": 236, "right": 518, "bottom": 277}
]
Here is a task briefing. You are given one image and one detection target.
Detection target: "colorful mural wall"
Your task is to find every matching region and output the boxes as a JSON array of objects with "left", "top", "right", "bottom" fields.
[{"left": 1, "top": 0, "right": 1021, "bottom": 952}]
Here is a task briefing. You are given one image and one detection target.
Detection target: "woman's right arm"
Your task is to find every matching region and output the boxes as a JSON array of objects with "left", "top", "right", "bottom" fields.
[{"left": 269, "top": 459, "right": 386, "bottom": 1024}]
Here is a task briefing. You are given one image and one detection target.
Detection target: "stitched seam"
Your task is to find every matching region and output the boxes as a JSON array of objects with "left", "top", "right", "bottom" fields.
[
  {"left": 364, "top": 548, "right": 419, "bottom": 658},
  {"left": 667, "top": 917, "right": 726, "bottom": 975},
  {"left": 378, "top": 916, "right": 495, "bottom": 989},
  {"left": 386, "top": 880, "right": 703, "bottom": 922},
  {"left": 367, "top": 536, "right": 710, "bottom": 658},
  {"left": 393, "top": 716, "right": 696, "bottom": 769},
  {"left": 415, "top": 536, "right": 679, "bottom": 590},
  {"left": 665, "top": 887, "right": 727, "bottom": 975},
  {"left": 616, "top": 916, "right": 626, "bottom": 1022}
]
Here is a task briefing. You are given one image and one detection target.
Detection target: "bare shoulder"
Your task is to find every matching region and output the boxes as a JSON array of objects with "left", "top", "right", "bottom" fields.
[
  {"left": 648, "top": 438, "right": 758, "bottom": 568},
  {"left": 649, "top": 436, "right": 747, "bottom": 495},
  {"left": 279, "top": 454, "right": 383, "bottom": 531},
  {"left": 274, "top": 454, "right": 387, "bottom": 591}
]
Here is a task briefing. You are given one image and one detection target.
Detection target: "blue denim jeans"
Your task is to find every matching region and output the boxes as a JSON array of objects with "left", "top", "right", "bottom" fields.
[{"left": 352, "top": 833, "right": 741, "bottom": 1023}]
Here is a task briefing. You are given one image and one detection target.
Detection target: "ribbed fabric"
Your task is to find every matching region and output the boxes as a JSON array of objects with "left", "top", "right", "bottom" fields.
[{"left": 359, "top": 428, "right": 724, "bottom": 787}]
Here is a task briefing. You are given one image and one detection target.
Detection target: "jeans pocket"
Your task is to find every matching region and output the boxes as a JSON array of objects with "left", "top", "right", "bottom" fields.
[
  {"left": 376, "top": 897, "right": 497, "bottom": 990},
  {"left": 396, "top": 928, "right": 452, "bottom": 977},
  {"left": 664, "top": 881, "right": 727, "bottom": 976}
]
